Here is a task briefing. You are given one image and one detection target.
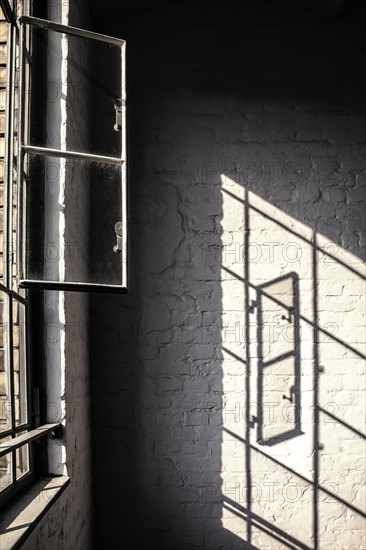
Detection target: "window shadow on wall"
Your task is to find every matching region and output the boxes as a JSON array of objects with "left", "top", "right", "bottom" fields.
[
  {"left": 219, "top": 180, "right": 365, "bottom": 549},
  {"left": 89, "top": 1, "right": 366, "bottom": 549}
]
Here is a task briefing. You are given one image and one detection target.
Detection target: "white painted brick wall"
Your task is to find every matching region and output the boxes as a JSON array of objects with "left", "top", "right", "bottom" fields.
[
  {"left": 89, "top": 2, "right": 365, "bottom": 549},
  {"left": 23, "top": 1, "right": 365, "bottom": 549}
]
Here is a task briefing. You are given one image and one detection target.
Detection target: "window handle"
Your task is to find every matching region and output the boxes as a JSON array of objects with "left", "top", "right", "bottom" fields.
[
  {"left": 114, "top": 98, "right": 122, "bottom": 131},
  {"left": 113, "top": 221, "right": 123, "bottom": 253}
]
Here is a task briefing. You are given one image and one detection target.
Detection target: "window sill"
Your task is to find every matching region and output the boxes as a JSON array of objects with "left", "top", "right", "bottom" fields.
[{"left": 0, "top": 476, "right": 70, "bottom": 550}]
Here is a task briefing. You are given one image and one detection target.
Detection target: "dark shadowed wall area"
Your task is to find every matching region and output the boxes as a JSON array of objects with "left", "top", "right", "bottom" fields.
[{"left": 89, "top": 1, "right": 365, "bottom": 549}]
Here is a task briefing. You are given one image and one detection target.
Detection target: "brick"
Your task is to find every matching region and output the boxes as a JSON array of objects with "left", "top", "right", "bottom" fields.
[{"left": 0, "top": 44, "right": 6, "bottom": 65}]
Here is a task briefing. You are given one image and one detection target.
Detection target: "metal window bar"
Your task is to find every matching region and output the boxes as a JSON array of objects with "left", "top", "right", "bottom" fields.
[
  {"left": 16, "top": 17, "right": 25, "bottom": 286},
  {"left": 0, "top": 0, "right": 17, "bottom": 27},
  {"left": 0, "top": 283, "right": 27, "bottom": 305},
  {"left": 20, "top": 15, "right": 125, "bottom": 47},
  {"left": 16, "top": 16, "right": 127, "bottom": 292},
  {"left": 19, "top": 280, "right": 128, "bottom": 293},
  {"left": 0, "top": 422, "right": 31, "bottom": 438},
  {"left": 0, "top": 423, "right": 60, "bottom": 458},
  {"left": 0, "top": 3, "right": 32, "bottom": 493},
  {"left": 22, "top": 145, "right": 123, "bottom": 165},
  {"left": 9, "top": 296, "right": 16, "bottom": 481}
]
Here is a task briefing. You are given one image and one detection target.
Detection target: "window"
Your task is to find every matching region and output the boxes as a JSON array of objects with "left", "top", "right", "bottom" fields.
[
  {"left": 18, "top": 14, "right": 127, "bottom": 293},
  {"left": 0, "top": 0, "right": 35, "bottom": 505},
  {"left": 0, "top": 0, "right": 126, "bottom": 510}
]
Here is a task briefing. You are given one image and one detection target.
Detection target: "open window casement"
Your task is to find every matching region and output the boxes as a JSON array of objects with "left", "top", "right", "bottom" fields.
[{"left": 17, "top": 16, "right": 127, "bottom": 293}]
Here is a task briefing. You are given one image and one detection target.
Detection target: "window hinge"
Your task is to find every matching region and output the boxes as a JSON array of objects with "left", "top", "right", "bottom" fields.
[
  {"left": 50, "top": 425, "right": 63, "bottom": 440},
  {"left": 114, "top": 98, "right": 122, "bottom": 131},
  {"left": 113, "top": 221, "right": 123, "bottom": 253}
]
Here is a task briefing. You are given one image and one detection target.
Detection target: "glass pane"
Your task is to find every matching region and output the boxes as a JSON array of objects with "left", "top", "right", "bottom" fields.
[
  {"left": 13, "top": 297, "right": 27, "bottom": 426},
  {"left": 15, "top": 440, "right": 29, "bottom": 480},
  {"left": 0, "top": 445, "right": 12, "bottom": 492},
  {"left": 0, "top": 291, "right": 11, "bottom": 433},
  {"left": 28, "top": 25, "right": 123, "bottom": 158},
  {"left": 24, "top": 153, "right": 123, "bottom": 286}
]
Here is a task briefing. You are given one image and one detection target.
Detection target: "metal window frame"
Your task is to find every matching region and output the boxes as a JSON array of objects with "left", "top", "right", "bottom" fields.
[
  {"left": 0, "top": 3, "right": 128, "bottom": 505},
  {"left": 0, "top": 423, "right": 60, "bottom": 458},
  {"left": 17, "top": 16, "right": 128, "bottom": 293},
  {"left": 0, "top": 0, "right": 37, "bottom": 506},
  {"left": 0, "top": 0, "right": 16, "bottom": 26}
]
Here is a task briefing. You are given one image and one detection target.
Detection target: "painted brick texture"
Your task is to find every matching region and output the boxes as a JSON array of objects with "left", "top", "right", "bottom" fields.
[{"left": 90, "top": 2, "right": 365, "bottom": 549}]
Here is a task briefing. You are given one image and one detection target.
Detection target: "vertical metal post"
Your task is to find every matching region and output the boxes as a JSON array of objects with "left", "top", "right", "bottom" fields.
[
  {"left": 16, "top": 20, "right": 25, "bottom": 283},
  {"left": 121, "top": 41, "right": 127, "bottom": 289},
  {"left": 3, "top": 15, "right": 16, "bottom": 482},
  {"left": 3, "top": 19, "right": 15, "bottom": 288}
]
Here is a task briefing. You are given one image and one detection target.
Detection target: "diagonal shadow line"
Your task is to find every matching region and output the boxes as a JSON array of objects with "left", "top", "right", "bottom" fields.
[
  {"left": 223, "top": 427, "right": 366, "bottom": 518},
  {"left": 258, "top": 273, "right": 299, "bottom": 290},
  {"left": 319, "top": 407, "right": 366, "bottom": 439},
  {"left": 221, "top": 289, "right": 297, "bottom": 378},
  {"left": 260, "top": 287, "right": 297, "bottom": 313},
  {"left": 224, "top": 497, "right": 311, "bottom": 550},
  {"left": 223, "top": 505, "right": 298, "bottom": 550},
  {"left": 222, "top": 187, "right": 366, "bottom": 281},
  {"left": 262, "top": 349, "right": 295, "bottom": 369},
  {"left": 223, "top": 266, "right": 366, "bottom": 361},
  {"left": 222, "top": 182, "right": 365, "bottom": 550},
  {"left": 2, "top": 523, "right": 32, "bottom": 533},
  {"left": 222, "top": 346, "right": 247, "bottom": 363},
  {"left": 256, "top": 283, "right": 360, "bottom": 357}
]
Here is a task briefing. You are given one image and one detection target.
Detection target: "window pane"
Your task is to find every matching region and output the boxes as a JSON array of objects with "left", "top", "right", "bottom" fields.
[
  {"left": 0, "top": 445, "right": 12, "bottom": 492},
  {"left": 28, "top": 25, "right": 123, "bottom": 158},
  {"left": 15, "top": 440, "right": 29, "bottom": 480},
  {"left": 24, "top": 154, "right": 124, "bottom": 286},
  {"left": 0, "top": 291, "right": 11, "bottom": 433},
  {"left": 13, "top": 297, "right": 27, "bottom": 426}
]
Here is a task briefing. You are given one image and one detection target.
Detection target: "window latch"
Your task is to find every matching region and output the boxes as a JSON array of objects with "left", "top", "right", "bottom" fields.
[
  {"left": 114, "top": 98, "right": 122, "bottom": 131},
  {"left": 113, "top": 221, "right": 123, "bottom": 253}
]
